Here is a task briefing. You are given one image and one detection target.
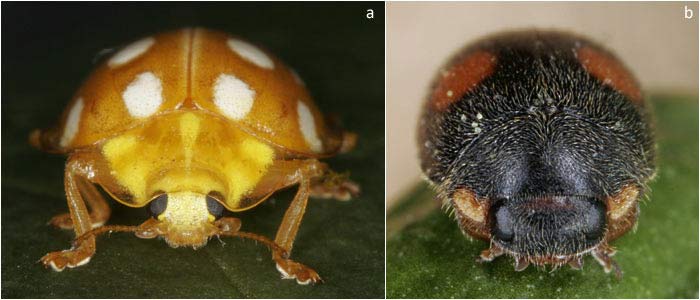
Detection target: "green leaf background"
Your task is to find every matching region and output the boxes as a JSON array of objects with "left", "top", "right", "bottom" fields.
[
  {"left": 387, "top": 95, "right": 698, "bottom": 298},
  {"left": 2, "top": 3, "right": 385, "bottom": 298}
]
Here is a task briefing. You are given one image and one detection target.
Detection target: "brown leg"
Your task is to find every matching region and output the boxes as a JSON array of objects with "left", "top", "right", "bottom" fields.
[
  {"left": 309, "top": 170, "right": 360, "bottom": 201},
  {"left": 273, "top": 176, "right": 325, "bottom": 285},
  {"left": 249, "top": 159, "right": 338, "bottom": 284},
  {"left": 270, "top": 160, "right": 323, "bottom": 284},
  {"left": 338, "top": 131, "right": 358, "bottom": 154},
  {"left": 48, "top": 175, "right": 111, "bottom": 230},
  {"left": 240, "top": 159, "right": 357, "bottom": 284},
  {"left": 309, "top": 131, "right": 359, "bottom": 201},
  {"left": 592, "top": 244, "right": 622, "bottom": 279},
  {"left": 275, "top": 176, "right": 311, "bottom": 254},
  {"left": 29, "top": 128, "right": 65, "bottom": 154},
  {"left": 477, "top": 243, "right": 504, "bottom": 263},
  {"left": 41, "top": 152, "right": 102, "bottom": 271}
]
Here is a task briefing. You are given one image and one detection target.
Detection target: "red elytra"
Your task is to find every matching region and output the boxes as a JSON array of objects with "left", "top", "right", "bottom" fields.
[
  {"left": 430, "top": 51, "right": 497, "bottom": 111},
  {"left": 576, "top": 46, "right": 642, "bottom": 104}
]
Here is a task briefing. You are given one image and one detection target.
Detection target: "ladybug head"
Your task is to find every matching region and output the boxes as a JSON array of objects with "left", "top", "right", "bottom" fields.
[
  {"left": 146, "top": 191, "right": 225, "bottom": 248},
  {"left": 489, "top": 195, "right": 607, "bottom": 261}
]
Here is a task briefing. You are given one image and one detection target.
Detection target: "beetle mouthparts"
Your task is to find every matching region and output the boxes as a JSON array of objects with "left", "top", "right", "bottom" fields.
[
  {"left": 163, "top": 230, "right": 210, "bottom": 249},
  {"left": 489, "top": 195, "right": 607, "bottom": 257}
]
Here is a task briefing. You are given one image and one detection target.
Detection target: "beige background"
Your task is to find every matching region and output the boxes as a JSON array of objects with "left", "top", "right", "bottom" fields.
[{"left": 387, "top": 2, "right": 699, "bottom": 208}]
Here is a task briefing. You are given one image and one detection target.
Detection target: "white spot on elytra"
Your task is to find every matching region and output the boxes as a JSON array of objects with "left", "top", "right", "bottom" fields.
[
  {"left": 122, "top": 72, "right": 163, "bottom": 118},
  {"left": 60, "top": 97, "right": 84, "bottom": 147},
  {"left": 108, "top": 37, "right": 155, "bottom": 67},
  {"left": 213, "top": 74, "right": 255, "bottom": 120},
  {"left": 446, "top": 90, "right": 454, "bottom": 97},
  {"left": 297, "top": 101, "right": 323, "bottom": 152},
  {"left": 227, "top": 38, "right": 274, "bottom": 69}
]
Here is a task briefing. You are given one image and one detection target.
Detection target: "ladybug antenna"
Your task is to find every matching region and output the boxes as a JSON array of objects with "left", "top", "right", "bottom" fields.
[
  {"left": 72, "top": 225, "right": 139, "bottom": 247},
  {"left": 216, "top": 231, "right": 289, "bottom": 259}
]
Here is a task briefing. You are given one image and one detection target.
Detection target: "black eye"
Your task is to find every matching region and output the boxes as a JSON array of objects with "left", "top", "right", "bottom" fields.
[
  {"left": 583, "top": 198, "right": 607, "bottom": 242},
  {"left": 206, "top": 193, "right": 224, "bottom": 220},
  {"left": 490, "top": 200, "right": 515, "bottom": 242},
  {"left": 149, "top": 194, "right": 168, "bottom": 218}
]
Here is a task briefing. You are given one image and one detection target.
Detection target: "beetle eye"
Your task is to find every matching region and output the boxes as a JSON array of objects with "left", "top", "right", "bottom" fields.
[
  {"left": 492, "top": 201, "right": 515, "bottom": 242},
  {"left": 206, "top": 194, "right": 224, "bottom": 220},
  {"left": 582, "top": 198, "right": 606, "bottom": 243},
  {"left": 149, "top": 194, "right": 168, "bottom": 218}
]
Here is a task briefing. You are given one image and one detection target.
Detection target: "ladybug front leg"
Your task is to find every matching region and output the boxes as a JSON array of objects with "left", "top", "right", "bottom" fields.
[
  {"left": 273, "top": 174, "right": 324, "bottom": 285},
  {"left": 310, "top": 130, "right": 360, "bottom": 200},
  {"left": 309, "top": 169, "right": 360, "bottom": 201},
  {"left": 48, "top": 175, "right": 111, "bottom": 230},
  {"left": 251, "top": 159, "right": 331, "bottom": 284},
  {"left": 41, "top": 152, "right": 103, "bottom": 271},
  {"left": 246, "top": 159, "right": 358, "bottom": 284}
]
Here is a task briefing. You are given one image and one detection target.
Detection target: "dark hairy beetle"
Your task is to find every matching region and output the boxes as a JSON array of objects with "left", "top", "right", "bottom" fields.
[{"left": 417, "top": 30, "right": 655, "bottom": 277}]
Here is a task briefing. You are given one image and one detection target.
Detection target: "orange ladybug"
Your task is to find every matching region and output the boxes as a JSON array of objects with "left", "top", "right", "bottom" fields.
[{"left": 30, "top": 28, "right": 359, "bottom": 285}]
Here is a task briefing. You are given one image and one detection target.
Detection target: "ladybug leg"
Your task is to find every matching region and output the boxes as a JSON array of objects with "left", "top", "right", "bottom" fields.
[
  {"left": 134, "top": 218, "right": 163, "bottom": 239},
  {"left": 214, "top": 217, "right": 242, "bottom": 233},
  {"left": 311, "top": 131, "right": 359, "bottom": 200},
  {"left": 338, "top": 131, "right": 358, "bottom": 154},
  {"left": 48, "top": 176, "right": 111, "bottom": 230},
  {"left": 273, "top": 175, "right": 324, "bottom": 285},
  {"left": 247, "top": 159, "right": 354, "bottom": 284},
  {"left": 41, "top": 152, "right": 101, "bottom": 271},
  {"left": 592, "top": 243, "right": 623, "bottom": 279},
  {"left": 255, "top": 159, "right": 325, "bottom": 285},
  {"left": 309, "top": 170, "right": 360, "bottom": 201},
  {"left": 28, "top": 128, "right": 64, "bottom": 153},
  {"left": 478, "top": 243, "right": 504, "bottom": 263}
]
